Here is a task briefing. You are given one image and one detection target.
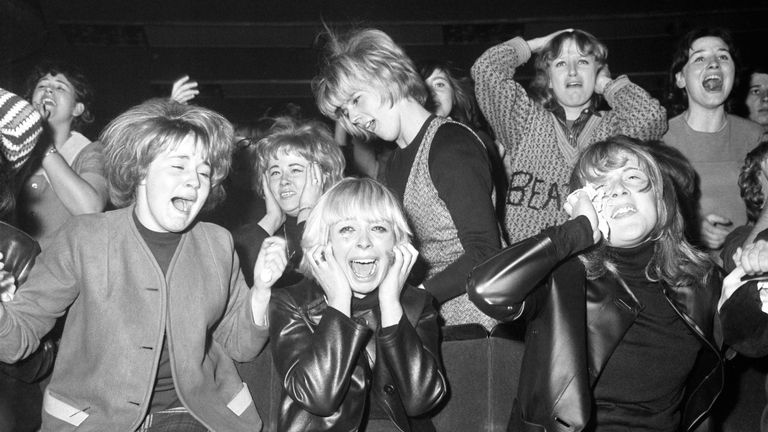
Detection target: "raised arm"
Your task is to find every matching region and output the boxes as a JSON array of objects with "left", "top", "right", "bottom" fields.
[{"left": 601, "top": 74, "right": 667, "bottom": 140}]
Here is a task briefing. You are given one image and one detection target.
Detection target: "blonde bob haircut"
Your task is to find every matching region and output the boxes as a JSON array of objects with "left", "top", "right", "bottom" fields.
[
  {"left": 102, "top": 98, "right": 233, "bottom": 209},
  {"left": 254, "top": 116, "right": 345, "bottom": 197},
  {"left": 312, "top": 28, "right": 428, "bottom": 140},
  {"left": 300, "top": 177, "right": 412, "bottom": 277}
]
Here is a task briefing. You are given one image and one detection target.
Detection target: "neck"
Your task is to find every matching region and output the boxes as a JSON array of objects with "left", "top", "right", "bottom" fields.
[
  {"left": 395, "top": 99, "right": 432, "bottom": 148},
  {"left": 563, "top": 104, "right": 588, "bottom": 121},
  {"left": 684, "top": 105, "right": 727, "bottom": 132},
  {"left": 49, "top": 121, "right": 73, "bottom": 149}
]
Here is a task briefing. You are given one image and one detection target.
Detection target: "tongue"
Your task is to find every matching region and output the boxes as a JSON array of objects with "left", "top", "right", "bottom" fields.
[
  {"left": 351, "top": 261, "right": 375, "bottom": 278},
  {"left": 703, "top": 78, "right": 723, "bottom": 92},
  {"left": 172, "top": 198, "right": 190, "bottom": 212}
]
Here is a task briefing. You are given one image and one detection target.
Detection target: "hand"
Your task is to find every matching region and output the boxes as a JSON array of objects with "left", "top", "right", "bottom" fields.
[
  {"left": 594, "top": 64, "right": 612, "bottom": 95},
  {"left": 306, "top": 244, "right": 352, "bottom": 315},
  {"left": 170, "top": 75, "right": 199, "bottom": 104},
  {"left": 526, "top": 28, "right": 573, "bottom": 53},
  {"left": 733, "top": 240, "right": 768, "bottom": 275},
  {"left": 563, "top": 186, "right": 605, "bottom": 244},
  {"left": 0, "top": 254, "right": 17, "bottom": 303},
  {"left": 252, "top": 237, "right": 288, "bottom": 292},
  {"left": 378, "top": 243, "right": 419, "bottom": 305},
  {"left": 700, "top": 214, "right": 733, "bottom": 250},
  {"left": 298, "top": 162, "right": 325, "bottom": 213},
  {"left": 258, "top": 174, "right": 286, "bottom": 235}
]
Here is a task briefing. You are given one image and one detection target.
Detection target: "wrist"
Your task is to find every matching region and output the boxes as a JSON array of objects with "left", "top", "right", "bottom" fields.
[{"left": 43, "top": 145, "right": 58, "bottom": 159}]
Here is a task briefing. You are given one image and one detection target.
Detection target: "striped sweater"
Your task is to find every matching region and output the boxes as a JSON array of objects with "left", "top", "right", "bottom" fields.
[
  {"left": 0, "top": 88, "right": 43, "bottom": 169},
  {"left": 472, "top": 37, "right": 667, "bottom": 243}
]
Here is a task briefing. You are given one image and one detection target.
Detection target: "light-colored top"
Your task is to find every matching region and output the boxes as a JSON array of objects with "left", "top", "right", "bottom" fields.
[
  {"left": 0, "top": 206, "right": 268, "bottom": 431},
  {"left": 664, "top": 114, "right": 763, "bottom": 229},
  {"left": 19, "top": 131, "right": 107, "bottom": 242}
]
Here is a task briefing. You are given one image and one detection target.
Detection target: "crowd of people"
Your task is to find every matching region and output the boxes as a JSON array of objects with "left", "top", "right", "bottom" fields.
[{"left": 1, "top": 23, "right": 768, "bottom": 432}]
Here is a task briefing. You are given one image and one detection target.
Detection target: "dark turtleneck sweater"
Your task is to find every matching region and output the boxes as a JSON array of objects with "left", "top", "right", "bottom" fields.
[{"left": 590, "top": 242, "right": 701, "bottom": 432}]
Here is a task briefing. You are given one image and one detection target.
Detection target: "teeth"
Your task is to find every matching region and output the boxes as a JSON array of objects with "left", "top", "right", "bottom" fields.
[
  {"left": 350, "top": 259, "right": 377, "bottom": 278},
  {"left": 364, "top": 120, "right": 374, "bottom": 131},
  {"left": 280, "top": 191, "right": 295, "bottom": 198},
  {"left": 703, "top": 75, "right": 723, "bottom": 92},
  {"left": 611, "top": 205, "right": 635, "bottom": 218}
]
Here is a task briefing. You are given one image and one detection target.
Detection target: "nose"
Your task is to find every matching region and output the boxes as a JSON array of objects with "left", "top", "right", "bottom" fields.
[
  {"left": 185, "top": 170, "right": 201, "bottom": 189},
  {"left": 706, "top": 56, "right": 721, "bottom": 69},
  {"left": 567, "top": 60, "right": 577, "bottom": 76},
  {"left": 605, "top": 178, "right": 629, "bottom": 199},
  {"left": 356, "top": 231, "right": 372, "bottom": 249}
]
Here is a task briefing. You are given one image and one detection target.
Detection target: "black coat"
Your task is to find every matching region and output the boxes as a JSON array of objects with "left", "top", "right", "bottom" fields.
[
  {"left": 269, "top": 278, "right": 447, "bottom": 432},
  {"left": 467, "top": 217, "right": 723, "bottom": 432}
]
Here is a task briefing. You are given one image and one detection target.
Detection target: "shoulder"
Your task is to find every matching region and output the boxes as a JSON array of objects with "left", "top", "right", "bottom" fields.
[
  {"left": 728, "top": 114, "right": 764, "bottom": 141},
  {"left": 191, "top": 220, "right": 235, "bottom": 250},
  {"left": 431, "top": 122, "right": 486, "bottom": 159},
  {"left": 272, "top": 278, "right": 323, "bottom": 308}
]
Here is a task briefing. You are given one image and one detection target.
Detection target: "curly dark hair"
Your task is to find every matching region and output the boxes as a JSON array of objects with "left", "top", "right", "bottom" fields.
[
  {"left": 665, "top": 27, "right": 740, "bottom": 117},
  {"left": 24, "top": 61, "right": 95, "bottom": 132},
  {"left": 418, "top": 59, "right": 489, "bottom": 132},
  {"left": 738, "top": 141, "right": 768, "bottom": 223}
]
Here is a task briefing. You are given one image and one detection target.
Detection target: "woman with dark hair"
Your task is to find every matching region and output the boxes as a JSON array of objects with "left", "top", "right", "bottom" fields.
[
  {"left": 19, "top": 61, "right": 108, "bottom": 243},
  {"left": 732, "top": 65, "right": 768, "bottom": 135},
  {"left": 663, "top": 27, "right": 763, "bottom": 252},
  {"left": 468, "top": 136, "right": 723, "bottom": 431},
  {"left": 472, "top": 29, "right": 667, "bottom": 245},
  {"left": 419, "top": 59, "right": 507, "bottom": 223}
]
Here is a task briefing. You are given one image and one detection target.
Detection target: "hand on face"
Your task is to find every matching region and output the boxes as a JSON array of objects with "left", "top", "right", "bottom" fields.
[
  {"left": 307, "top": 244, "right": 352, "bottom": 314},
  {"left": 378, "top": 243, "right": 419, "bottom": 305},
  {"left": 253, "top": 236, "right": 288, "bottom": 292},
  {"left": 594, "top": 64, "right": 612, "bottom": 94},
  {"left": 563, "top": 187, "right": 603, "bottom": 244},
  {"left": 299, "top": 162, "right": 325, "bottom": 213},
  {"left": 0, "top": 254, "right": 17, "bottom": 303},
  {"left": 261, "top": 173, "right": 286, "bottom": 233}
]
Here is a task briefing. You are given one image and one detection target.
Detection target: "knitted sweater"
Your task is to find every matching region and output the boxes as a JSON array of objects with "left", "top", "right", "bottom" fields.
[{"left": 472, "top": 37, "right": 667, "bottom": 243}]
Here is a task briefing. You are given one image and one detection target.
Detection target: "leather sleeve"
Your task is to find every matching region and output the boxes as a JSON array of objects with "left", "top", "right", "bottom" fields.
[
  {"left": 467, "top": 216, "right": 593, "bottom": 321},
  {"left": 270, "top": 291, "right": 372, "bottom": 416},
  {"left": 378, "top": 297, "right": 447, "bottom": 416},
  {"left": 0, "top": 337, "right": 56, "bottom": 383},
  {"left": 720, "top": 282, "right": 768, "bottom": 358}
]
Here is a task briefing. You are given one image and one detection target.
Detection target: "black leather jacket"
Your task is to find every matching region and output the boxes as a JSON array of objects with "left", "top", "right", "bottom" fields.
[
  {"left": 467, "top": 217, "right": 723, "bottom": 432},
  {"left": 269, "top": 278, "right": 447, "bottom": 432}
]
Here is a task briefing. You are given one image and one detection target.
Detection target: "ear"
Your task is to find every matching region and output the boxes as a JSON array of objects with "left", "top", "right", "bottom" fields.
[
  {"left": 675, "top": 71, "right": 686, "bottom": 89},
  {"left": 72, "top": 102, "right": 85, "bottom": 117}
]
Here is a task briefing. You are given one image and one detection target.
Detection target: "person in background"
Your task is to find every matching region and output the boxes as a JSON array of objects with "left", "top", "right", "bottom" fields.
[
  {"left": 468, "top": 136, "right": 722, "bottom": 431},
  {"left": 0, "top": 99, "right": 271, "bottom": 431},
  {"left": 269, "top": 177, "right": 446, "bottom": 431},
  {"left": 419, "top": 59, "right": 507, "bottom": 227},
  {"left": 734, "top": 65, "right": 768, "bottom": 136},
  {"left": 472, "top": 28, "right": 667, "bottom": 245},
  {"left": 313, "top": 27, "right": 501, "bottom": 328},
  {"left": 19, "top": 61, "right": 108, "bottom": 244},
  {"left": 0, "top": 87, "right": 54, "bottom": 432},
  {"left": 234, "top": 116, "right": 345, "bottom": 288},
  {"left": 663, "top": 27, "right": 763, "bottom": 253}
]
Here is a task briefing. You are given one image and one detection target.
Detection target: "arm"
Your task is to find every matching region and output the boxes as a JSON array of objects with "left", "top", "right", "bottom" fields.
[
  {"left": 270, "top": 288, "right": 372, "bottom": 415},
  {"left": 233, "top": 221, "right": 271, "bottom": 287},
  {"left": 378, "top": 292, "right": 447, "bottom": 415},
  {"left": 43, "top": 141, "right": 108, "bottom": 215},
  {"left": 602, "top": 75, "right": 668, "bottom": 140},
  {"left": 211, "top": 236, "right": 269, "bottom": 362},
  {"left": 471, "top": 36, "right": 538, "bottom": 154},
  {"left": 423, "top": 126, "right": 500, "bottom": 302},
  {"left": 467, "top": 216, "right": 594, "bottom": 321},
  {"left": 720, "top": 281, "right": 768, "bottom": 357},
  {"left": 0, "top": 87, "right": 43, "bottom": 170}
]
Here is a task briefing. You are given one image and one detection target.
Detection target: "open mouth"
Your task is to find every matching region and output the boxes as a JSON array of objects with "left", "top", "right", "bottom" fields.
[
  {"left": 363, "top": 119, "right": 376, "bottom": 132},
  {"left": 279, "top": 190, "right": 296, "bottom": 199},
  {"left": 702, "top": 75, "right": 723, "bottom": 92},
  {"left": 350, "top": 259, "right": 377, "bottom": 279},
  {"left": 566, "top": 81, "right": 583, "bottom": 88},
  {"left": 611, "top": 205, "right": 636, "bottom": 219},
  {"left": 172, "top": 197, "right": 195, "bottom": 213}
]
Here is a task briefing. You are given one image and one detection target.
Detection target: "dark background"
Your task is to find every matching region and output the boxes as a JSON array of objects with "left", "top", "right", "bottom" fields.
[{"left": 2, "top": 0, "right": 767, "bottom": 138}]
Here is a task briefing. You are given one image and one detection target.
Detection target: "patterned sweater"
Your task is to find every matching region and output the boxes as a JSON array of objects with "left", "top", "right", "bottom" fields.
[{"left": 472, "top": 37, "right": 667, "bottom": 243}]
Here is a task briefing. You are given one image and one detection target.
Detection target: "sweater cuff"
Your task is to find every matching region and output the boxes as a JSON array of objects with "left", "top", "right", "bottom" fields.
[
  {"left": 602, "top": 75, "right": 630, "bottom": 101},
  {"left": 506, "top": 37, "right": 532, "bottom": 65},
  {"left": 543, "top": 216, "right": 594, "bottom": 261}
]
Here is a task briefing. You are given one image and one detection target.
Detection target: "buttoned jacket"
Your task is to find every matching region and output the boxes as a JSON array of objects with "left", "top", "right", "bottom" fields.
[{"left": 0, "top": 206, "right": 269, "bottom": 431}]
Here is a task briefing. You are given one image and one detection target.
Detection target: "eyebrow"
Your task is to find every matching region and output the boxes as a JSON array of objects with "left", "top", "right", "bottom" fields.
[{"left": 690, "top": 47, "right": 731, "bottom": 56}]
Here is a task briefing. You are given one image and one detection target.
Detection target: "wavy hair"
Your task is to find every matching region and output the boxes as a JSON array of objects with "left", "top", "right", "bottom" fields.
[
  {"left": 312, "top": 27, "right": 428, "bottom": 140},
  {"left": 569, "top": 136, "right": 712, "bottom": 288},
  {"left": 529, "top": 30, "right": 608, "bottom": 111},
  {"left": 25, "top": 61, "right": 95, "bottom": 131},
  {"left": 101, "top": 98, "right": 233, "bottom": 210},
  {"left": 665, "top": 27, "right": 740, "bottom": 117},
  {"left": 299, "top": 177, "right": 411, "bottom": 278},
  {"left": 739, "top": 141, "right": 768, "bottom": 223},
  {"left": 253, "top": 116, "right": 345, "bottom": 197}
]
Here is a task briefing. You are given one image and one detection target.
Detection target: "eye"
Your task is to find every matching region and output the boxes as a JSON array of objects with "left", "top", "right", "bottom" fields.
[
  {"left": 291, "top": 167, "right": 305, "bottom": 175},
  {"left": 199, "top": 169, "right": 211, "bottom": 179},
  {"left": 352, "top": 95, "right": 360, "bottom": 106},
  {"left": 718, "top": 54, "right": 731, "bottom": 61},
  {"left": 692, "top": 56, "right": 704, "bottom": 63},
  {"left": 750, "top": 88, "right": 761, "bottom": 96},
  {"left": 339, "top": 225, "right": 354, "bottom": 235},
  {"left": 554, "top": 60, "right": 566, "bottom": 68},
  {"left": 268, "top": 169, "right": 280, "bottom": 177},
  {"left": 172, "top": 165, "right": 184, "bottom": 171},
  {"left": 578, "top": 58, "right": 590, "bottom": 65},
  {"left": 371, "top": 224, "right": 389, "bottom": 233}
]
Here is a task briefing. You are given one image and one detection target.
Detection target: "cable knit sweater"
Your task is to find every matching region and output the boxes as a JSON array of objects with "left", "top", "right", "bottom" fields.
[{"left": 472, "top": 37, "right": 667, "bottom": 243}]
